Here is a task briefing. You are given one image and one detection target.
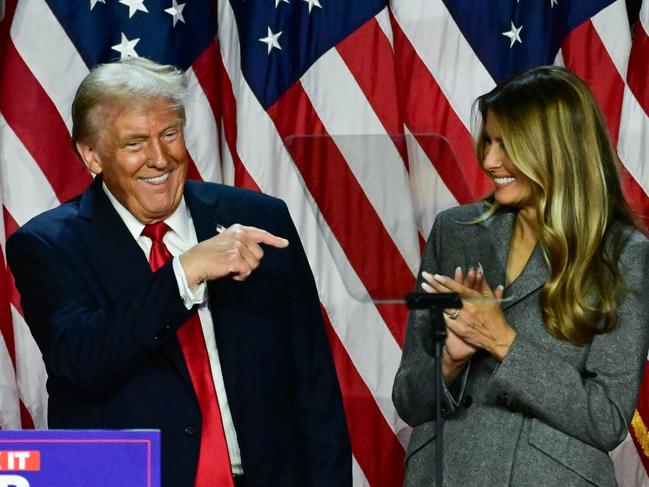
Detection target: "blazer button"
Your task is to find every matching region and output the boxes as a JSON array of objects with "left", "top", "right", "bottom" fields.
[
  {"left": 461, "top": 395, "right": 473, "bottom": 409},
  {"left": 184, "top": 425, "right": 199, "bottom": 436}
]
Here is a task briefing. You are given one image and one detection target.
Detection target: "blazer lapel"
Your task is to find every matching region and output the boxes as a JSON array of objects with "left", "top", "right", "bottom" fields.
[
  {"left": 502, "top": 242, "right": 548, "bottom": 310},
  {"left": 476, "top": 207, "right": 515, "bottom": 291},
  {"left": 184, "top": 182, "right": 239, "bottom": 406},
  {"left": 478, "top": 207, "right": 549, "bottom": 310},
  {"left": 77, "top": 177, "right": 151, "bottom": 292},
  {"left": 77, "top": 177, "right": 191, "bottom": 385}
]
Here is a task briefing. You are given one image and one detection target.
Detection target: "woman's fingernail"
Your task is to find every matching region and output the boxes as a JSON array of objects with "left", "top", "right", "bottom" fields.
[
  {"left": 455, "top": 266, "right": 462, "bottom": 274},
  {"left": 478, "top": 262, "right": 484, "bottom": 273},
  {"left": 421, "top": 282, "right": 433, "bottom": 292},
  {"left": 422, "top": 271, "right": 432, "bottom": 280},
  {"left": 433, "top": 274, "right": 444, "bottom": 281}
]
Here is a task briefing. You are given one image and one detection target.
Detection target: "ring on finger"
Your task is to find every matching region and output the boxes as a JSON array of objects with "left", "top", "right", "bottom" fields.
[{"left": 447, "top": 309, "right": 460, "bottom": 320}]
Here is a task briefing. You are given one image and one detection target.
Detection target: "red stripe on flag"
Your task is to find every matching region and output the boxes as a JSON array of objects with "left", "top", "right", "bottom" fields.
[
  {"left": 1, "top": 206, "right": 35, "bottom": 430},
  {"left": 200, "top": 41, "right": 260, "bottom": 192},
  {"left": 389, "top": 13, "right": 490, "bottom": 204},
  {"left": 269, "top": 83, "right": 415, "bottom": 344},
  {"left": 562, "top": 20, "right": 624, "bottom": 146},
  {"left": 192, "top": 43, "right": 222, "bottom": 122},
  {"left": 185, "top": 154, "right": 203, "bottom": 182},
  {"left": 19, "top": 401, "right": 35, "bottom": 430},
  {"left": 336, "top": 18, "right": 409, "bottom": 166},
  {"left": 627, "top": 22, "right": 649, "bottom": 119},
  {"left": 3, "top": 208, "right": 22, "bottom": 315},
  {"left": 322, "top": 306, "right": 405, "bottom": 487},
  {"left": 0, "top": 241, "right": 16, "bottom": 366},
  {"left": 563, "top": 20, "right": 649, "bottom": 227},
  {"left": 0, "top": 0, "right": 18, "bottom": 55},
  {"left": 1, "top": 207, "right": 22, "bottom": 373},
  {"left": 0, "top": 40, "right": 91, "bottom": 203}
]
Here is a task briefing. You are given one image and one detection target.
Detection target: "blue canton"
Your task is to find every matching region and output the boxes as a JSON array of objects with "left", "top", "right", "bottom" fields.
[
  {"left": 443, "top": 0, "right": 616, "bottom": 82},
  {"left": 45, "top": 0, "right": 217, "bottom": 70},
  {"left": 230, "top": 0, "right": 386, "bottom": 109}
]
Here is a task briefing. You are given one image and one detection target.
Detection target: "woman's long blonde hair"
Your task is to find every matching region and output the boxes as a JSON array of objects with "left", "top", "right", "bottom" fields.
[{"left": 475, "top": 66, "right": 638, "bottom": 345}]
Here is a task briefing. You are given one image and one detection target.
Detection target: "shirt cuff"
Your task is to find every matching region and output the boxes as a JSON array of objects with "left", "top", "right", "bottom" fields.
[{"left": 172, "top": 256, "right": 206, "bottom": 309}]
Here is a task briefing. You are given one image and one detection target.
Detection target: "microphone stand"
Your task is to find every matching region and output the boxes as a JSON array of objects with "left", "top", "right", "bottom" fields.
[{"left": 405, "top": 293, "right": 462, "bottom": 487}]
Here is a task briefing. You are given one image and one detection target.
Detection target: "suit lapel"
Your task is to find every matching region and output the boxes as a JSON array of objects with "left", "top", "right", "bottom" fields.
[
  {"left": 184, "top": 182, "right": 239, "bottom": 407},
  {"left": 77, "top": 177, "right": 151, "bottom": 293},
  {"left": 476, "top": 207, "right": 514, "bottom": 291},
  {"left": 502, "top": 242, "right": 548, "bottom": 310},
  {"left": 478, "top": 207, "right": 549, "bottom": 310},
  {"left": 78, "top": 177, "right": 192, "bottom": 385}
]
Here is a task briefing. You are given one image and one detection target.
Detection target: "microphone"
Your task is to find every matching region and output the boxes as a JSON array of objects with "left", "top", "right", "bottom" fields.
[{"left": 405, "top": 292, "right": 462, "bottom": 310}]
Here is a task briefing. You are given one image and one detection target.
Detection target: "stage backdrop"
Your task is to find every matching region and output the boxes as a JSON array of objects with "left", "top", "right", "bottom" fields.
[{"left": 1, "top": 0, "right": 649, "bottom": 485}]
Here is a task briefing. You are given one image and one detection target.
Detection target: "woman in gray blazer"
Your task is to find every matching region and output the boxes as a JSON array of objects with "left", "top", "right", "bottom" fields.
[{"left": 392, "top": 65, "right": 649, "bottom": 487}]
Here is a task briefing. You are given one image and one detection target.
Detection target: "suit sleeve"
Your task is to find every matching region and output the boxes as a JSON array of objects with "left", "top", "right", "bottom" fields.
[
  {"left": 486, "top": 233, "right": 649, "bottom": 451},
  {"left": 276, "top": 201, "right": 352, "bottom": 486},
  {"left": 392, "top": 212, "right": 470, "bottom": 427},
  {"left": 6, "top": 227, "right": 194, "bottom": 395}
]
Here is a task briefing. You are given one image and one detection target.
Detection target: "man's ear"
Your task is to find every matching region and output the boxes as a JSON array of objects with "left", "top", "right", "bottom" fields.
[{"left": 75, "top": 140, "right": 103, "bottom": 175}]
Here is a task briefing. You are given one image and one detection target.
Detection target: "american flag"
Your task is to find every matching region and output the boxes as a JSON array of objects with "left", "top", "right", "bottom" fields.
[{"left": 1, "top": 0, "right": 649, "bottom": 485}]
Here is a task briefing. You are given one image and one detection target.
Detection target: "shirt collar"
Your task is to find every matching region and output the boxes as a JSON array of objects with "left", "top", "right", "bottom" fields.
[{"left": 102, "top": 182, "right": 191, "bottom": 241}]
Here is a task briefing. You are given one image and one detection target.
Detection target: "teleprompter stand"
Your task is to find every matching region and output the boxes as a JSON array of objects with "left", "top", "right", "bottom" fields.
[{"left": 405, "top": 292, "right": 462, "bottom": 487}]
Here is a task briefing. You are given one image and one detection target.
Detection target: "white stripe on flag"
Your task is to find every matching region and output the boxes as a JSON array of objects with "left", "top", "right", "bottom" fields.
[
  {"left": 405, "top": 126, "right": 459, "bottom": 238},
  {"left": 391, "top": 0, "right": 495, "bottom": 129},
  {"left": 11, "top": 0, "right": 88, "bottom": 132},
  {"left": 184, "top": 67, "right": 222, "bottom": 183},
  {"left": 0, "top": 333, "right": 20, "bottom": 429},
  {"left": 0, "top": 115, "right": 60, "bottom": 225},
  {"left": 10, "top": 305, "right": 47, "bottom": 429},
  {"left": 300, "top": 48, "right": 420, "bottom": 274},
  {"left": 618, "top": 84, "right": 649, "bottom": 194},
  {"left": 610, "top": 433, "right": 649, "bottom": 487},
  {"left": 375, "top": 8, "right": 394, "bottom": 50},
  {"left": 590, "top": 0, "right": 631, "bottom": 80}
]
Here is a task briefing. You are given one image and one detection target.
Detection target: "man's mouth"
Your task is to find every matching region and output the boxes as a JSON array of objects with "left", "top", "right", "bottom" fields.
[{"left": 140, "top": 172, "right": 171, "bottom": 184}]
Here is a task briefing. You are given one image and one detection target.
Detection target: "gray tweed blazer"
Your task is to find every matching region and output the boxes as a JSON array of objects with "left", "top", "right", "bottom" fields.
[{"left": 392, "top": 203, "right": 649, "bottom": 487}]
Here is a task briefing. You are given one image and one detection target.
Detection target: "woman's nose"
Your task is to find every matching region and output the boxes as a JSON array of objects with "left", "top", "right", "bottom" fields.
[{"left": 482, "top": 145, "right": 503, "bottom": 170}]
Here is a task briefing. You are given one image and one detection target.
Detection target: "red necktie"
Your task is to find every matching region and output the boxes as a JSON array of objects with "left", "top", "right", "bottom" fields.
[{"left": 142, "top": 222, "right": 235, "bottom": 487}]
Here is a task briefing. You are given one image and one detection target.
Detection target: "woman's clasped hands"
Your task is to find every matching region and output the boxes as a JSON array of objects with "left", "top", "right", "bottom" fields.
[{"left": 421, "top": 265, "right": 516, "bottom": 375}]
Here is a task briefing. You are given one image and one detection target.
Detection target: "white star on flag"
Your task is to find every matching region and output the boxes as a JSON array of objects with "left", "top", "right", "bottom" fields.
[
  {"left": 90, "top": 0, "right": 105, "bottom": 9},
  {"left": 303, "top": 0, "right": 322, "bottom": 14},
  {"left": 275, "top": 0, "right": 289, "bottom": 7},
  {"left": 164, "top": 0, "right": 186, "bottom": 27},
  {"left": 259, "top": 27, "right": 282, "bottom": 54},
  {"left": 111, "top": 33, "right": 140, "bottom": 59},
  {"left": 502, "top": 21, "right": 523, "bottom": 48},
  {"left": 118, "top": 0, "right": 149, "bottom": 19}
]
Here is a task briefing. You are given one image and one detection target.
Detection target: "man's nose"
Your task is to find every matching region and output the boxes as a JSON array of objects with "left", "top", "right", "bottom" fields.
[{"left": 146, "top": 140, "right": 167, "bottom": 168}]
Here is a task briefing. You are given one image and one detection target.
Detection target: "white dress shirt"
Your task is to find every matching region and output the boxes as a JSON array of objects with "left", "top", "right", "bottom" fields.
[{"left": 102, "top": 184, "right": 243, "bottom": 474}]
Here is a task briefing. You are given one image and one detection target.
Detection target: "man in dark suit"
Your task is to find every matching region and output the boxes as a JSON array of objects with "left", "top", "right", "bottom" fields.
[{"left": 7, "top": 57, "right": 351, "bottom": 487}]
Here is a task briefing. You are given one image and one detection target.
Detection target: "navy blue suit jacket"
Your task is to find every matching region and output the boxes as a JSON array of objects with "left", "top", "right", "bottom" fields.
[{"left": 7, "top": 177, "right": 351, "bottom": 487}]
